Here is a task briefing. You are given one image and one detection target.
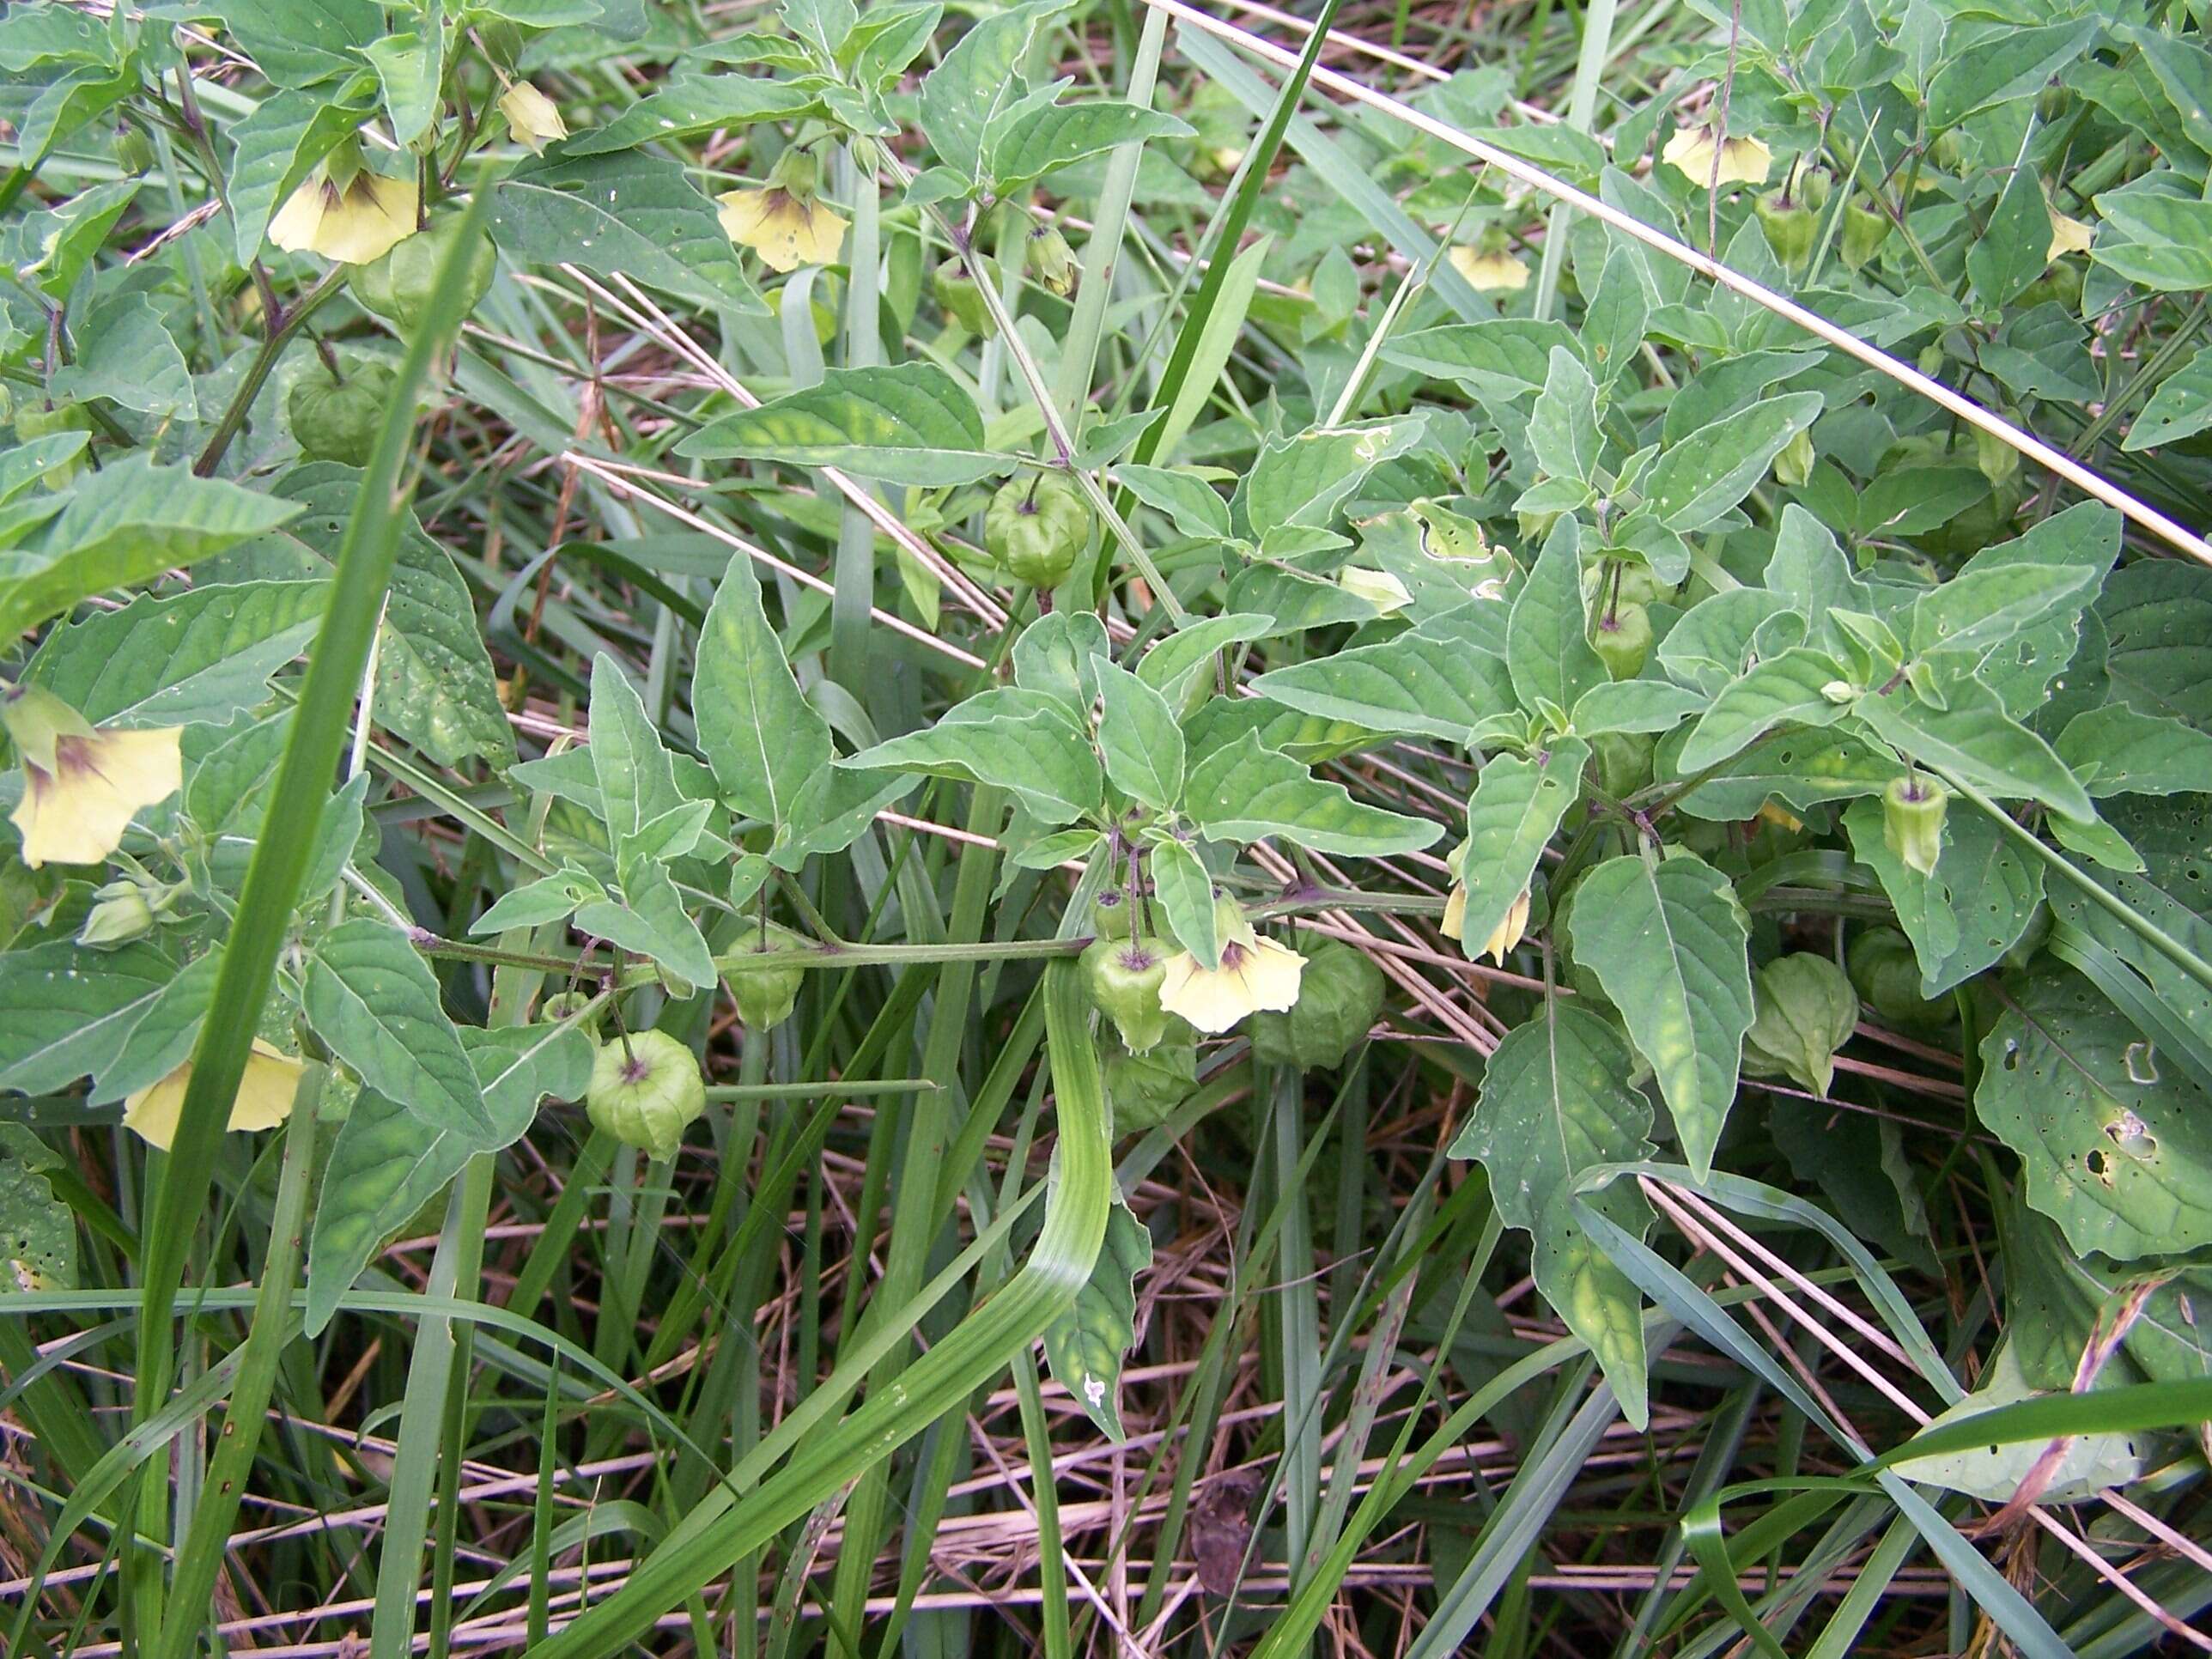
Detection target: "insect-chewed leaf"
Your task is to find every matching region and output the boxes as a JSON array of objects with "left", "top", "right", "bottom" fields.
[{"left": 1042, "top": 1198, "right": 1152, "bottom": 1439}]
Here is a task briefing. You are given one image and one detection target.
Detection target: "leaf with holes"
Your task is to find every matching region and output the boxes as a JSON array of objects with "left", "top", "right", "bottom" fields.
[
  {"left": 1042, "top": 1197, "right": 1152, "bottom": 1439},
  {"left": 1977, "top": 969, "right": 2212, "bottom": 1260}
]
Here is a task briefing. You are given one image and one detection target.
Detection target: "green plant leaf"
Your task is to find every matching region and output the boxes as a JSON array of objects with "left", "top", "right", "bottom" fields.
[
  {"left": 2098, "top": 559, "right": 2212, "bottom": 731},
  {"left": 1242, "top": 419, "right": 1424, "bottom": 540},
  {"left": 1844, "top": 798, "right": 2043, "bottom": 999},
  {"left": 1506, "top": 516, "right": 1607, "bottom": 717},
  {"left": 2124, "top": 347, "right": 2212, "bottom": 450},
  {"left": 0, "top": 457, "right": 302, "bottom": 640},
  {"left": 694, "top": 558, "right": 831, "bottom": 830},
  {"left": 0, "top": 1139, "right": 75, "bottom": 1292},
  {"left": 1095, "top": 661, "right": 1184, "bottom": 813},
  {"left": 1927, "top": 20, "right": 2100, "bottom": 128},
  {"left": 1641, "top": 393, "right": 1822, "bottom": 532},
  {"left": 575, "top": 865, "right": 719, "bottom": 992},
  {"left": 1676, "top": 647, "right": 1849, "bottom": 773},
  {"left": 1455, "top": 738, "right": 1588, "bottom": 958},
  {"left": 1449, "top": 1001, "right": 1656, "bottom": 1428},
  {"left": 0, "top": 939, "right": 173, "bottom": 1096},
  {"left": 1115, "top": 464, "right": 1231, "bottom": 541},
  {"left": 1966, "top": 161, "right": 2055, "bottom": 312},
  {"left": 678, "top": 363, "right": 1001, "bottom": 485},
  {"left": 1854, "top": 677, "right": 2093, "bottom": 822},
  {"left": 2056, "top": 704, "right": 2212, "bottom": 797},
  {"left": 1183, "top": 732, "right": 1440, "bottom": 857},
  {"left": 1529, "top": 346, "right": 1601, "bottom": 485},
  {"left": 1978, "top": 969, "right": 2212, "bottom": 1260},
  {"left": 1147, "top": 834, "right": 1221, "bottom": 969},
  {"left": 302, "top": 920, "right": 493, "bottom": 1137},
  {"left": 554, "top": 74, "right": 830, "bottom": 155},
  {"left": 304, "top": 1022, "right": 592, "bottom": 1334},
  {"left": 222, "top": 465, "right": 516, "bottom": 768},
  {"left": 1379, "top": 319, "right": 1581, "bottom": 408},
  {"left": 841, "top": 692, "right": 1103, "bottom": 824},
  {"left": 1250, "top": 621, "right": 1514, "bottom": 742},
  {"left": 1569, "top": 678, "right": 1706, "bottom": 737},
  {"left": 25, "top": 580, "right": 325, "bottom": 728},
  {"left": 51, "top": 294, "right": 197, "bottom": 419},
  {"left": 917, "top": 0, "right": 1072, "bottom": 179},
  {"left": 215, "top": 0, "right": 384, "bottom": 87},
  {"left": 1567, "top": 852, "right": 1753, "bottom": 1180},
  {"left": 489, "top": 151, "right": 766, "bottom": 316},
  {"left": 586, "top": 653, "right": 686, "bottom": 847},
  {"left": 988, "top": 100, "right": 1192, "bottom": 192},
  {"left": 1041, "top": 1197, "right": 1152, "bottom": 1439}
]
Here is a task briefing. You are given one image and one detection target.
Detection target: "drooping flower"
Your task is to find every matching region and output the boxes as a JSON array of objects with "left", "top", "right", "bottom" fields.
[
  {"left": 2046, "top": 210, "right": 2095, "bottom": 263},
  {"left": 1440, "top": 883, "right": 1531, "bottom": 964},
  {"left": 500, "top": 82, "right": 568, "bottom": 155},
  {"left": 123, "top": 1039, "right": 306, "bottom": 1152},
  {"left": 1662, "top": 124, "right": 1772, "bottom": 188},
  {"left": 268, "top": 167, "right": 421, "bottom": 265},
  {"left": 1337, "top": 566, "right": 1413, "bottom": 615},
  {"left": 1158, "top": 921, "right": 1305, "bottom": 1035},
  {"left": 3, "top": 684, "right": 181, "bottom": 871},
  {"left": 1449, "top": 245, "right": 1530, "bottom": 294},
  {"left": 717, "top": 148, "right": 847, "bottom": 273},
  {"left": 1478, "top": 888, "right": 1532, "bottom": 965}
]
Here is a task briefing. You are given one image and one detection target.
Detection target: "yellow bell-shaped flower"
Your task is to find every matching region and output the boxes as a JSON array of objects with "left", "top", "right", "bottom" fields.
[
  {"left": 2046, "top": 210, "right": 2094, "bottom": 263},
  {"left": 123, "top": 1039, "right": 306, "bottom": 1152},
  {"left": 3, "top": 684, "right": 181, "bottom": 870},
  {"left": 1449, "top": 246, "right": 1531, "bottom": 294},
  {"left": 717, "top": 149, "right": 847, "bottom": 274},
  {"left": 1663, "top": 125, "right": 1773, "bottom": 188},
  {"left": 500, "top": 82, "right": 568, "bottom": 155},
  {"left": 1439, "top": 883, "right": 1530, "bottom": 964},
  {"left": 1158, "top": 920, "right": 1306, "bottom": 1035},
  {"left": 269, "top": 167, "right": 421, "bottom": 265}
]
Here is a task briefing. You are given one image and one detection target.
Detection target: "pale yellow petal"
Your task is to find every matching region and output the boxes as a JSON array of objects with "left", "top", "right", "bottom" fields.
[
  {"left": 500, "top": 82, "right": 568, "bottom": 155},
  {"left": 1662, "top": 126, "right": 1717, "bottom": 181},
  {"left": 1717, "top": 137, "right": 1773, "bottom": 186},
  {"left": 790, "top": 201, "right": 848, "bottom": 268},
  {"left": 1480, "top": 889, "right": 1532, "bottom": 965},
  {"left": 10, "top": 726, "right": 179, "bottom": 868},
  {"left": 1158, "top": 933, "right": 1305, "bottom": 1033},
  {"left": 313, "top": 173, "right": 421, "bottom": 265},
  {"left": 2047, "top": 211, "right": 2094, "bottom": 262},
  {"left": 266, "top": 179, "right": 330, "bottom": 254},
  {"left": 123, "top": 1067, "right": 191, "bottom": 1152},
  {"left": 1239, "top": 936, "right": 1306, "bottom": 1012},
  {"left": 1441, "top": 884, "right": 1466, "bottom": 942},
  {"left": 122, "top": 1040, "right": 304, "bottom": 1152},
  {"left": 1449, "top": 247, "right": 1529, "bottom": 294}
]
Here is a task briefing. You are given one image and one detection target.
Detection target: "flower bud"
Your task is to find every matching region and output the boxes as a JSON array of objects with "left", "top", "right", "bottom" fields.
[
  {"left": 500, "top": 82, "right": 568, "bottom": 155},
  {"left": 1974, "top": 422, "right": 2020, "bottom": 488},
  {"left": 1249, "top": 937, "right": 1382, "bottom": 1070},
  {"left": 1593, "top": 732, "right": 1655, "bottom": 798},
  {"left": 541, "top": 989, "right": 603, "bottom": 1037},
  {"left": 1025, "top": 223, "right": 1078, "bottom": 296},
  {"left": 1773, "top": 426, "right": 1816, "bottom": 487},
  {"left": 289, "top": 359, "right": 398, "bottom": 465},
  {"left": 1589, "top": 601, "right": 1652, "bottom": 679},
  {"left": 348, "top": 212, "right": 498, "bottom": 331},
  {"left": 586, "top": 1030, "right": 706, "bottom": 1160},
  {"left": 1741, "top": 952, "right": 1858, "bottom": 1096},
  {"left": 1083, "top": 935, "right": 1173, "bottom": 1054},
  {"left": 77, "top": 880, "right": 158, "bottom": 947},
  {"left": 726, "top": 917, "right": 809, "bottom": 1030},
  {"left": 1882, "top": 775, "right": 1948, "bottom": 878},
  {"left": 985, "top": 472, "right": 1093, "bottom": 587}
]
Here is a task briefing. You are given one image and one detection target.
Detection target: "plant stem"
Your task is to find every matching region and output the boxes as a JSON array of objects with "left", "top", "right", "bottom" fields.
[{"left": 192, "top": 267, "right": 348, "bottom": 476}]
